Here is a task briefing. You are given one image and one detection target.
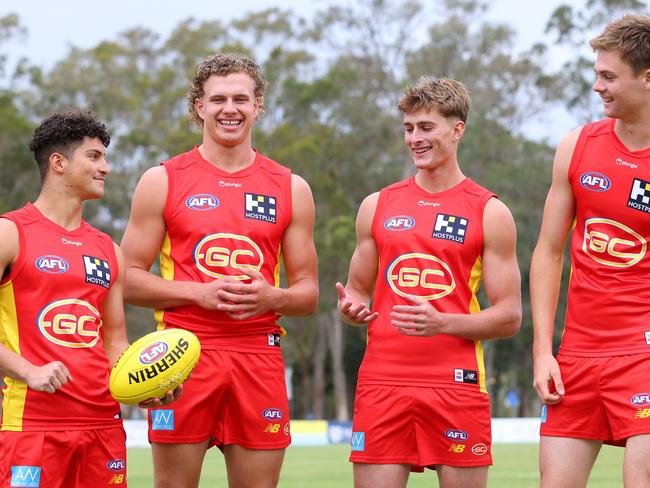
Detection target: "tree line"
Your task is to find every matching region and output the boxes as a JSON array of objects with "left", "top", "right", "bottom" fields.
[{"left": 0, "top": 0, "right": 647, "bottom": 418}]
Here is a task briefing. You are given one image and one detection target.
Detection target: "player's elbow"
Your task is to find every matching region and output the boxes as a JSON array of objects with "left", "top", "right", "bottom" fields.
[{"left": 500, "top": 305, "right": 522, "bottom": 338}]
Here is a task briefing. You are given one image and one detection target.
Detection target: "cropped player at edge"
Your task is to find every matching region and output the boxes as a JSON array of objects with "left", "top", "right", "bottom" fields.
[
  {"left": 337, "top": 78, "right": 521, "bottom": 488},
  {"left": 121, "top": 53, "right": 318, "bottom": 488},
  {"left": 532, "top": 14, "right": 650, "bottom": 488}
]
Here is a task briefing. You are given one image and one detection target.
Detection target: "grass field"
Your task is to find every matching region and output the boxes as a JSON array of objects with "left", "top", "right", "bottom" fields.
[{"left": 126, "top": 443, "right": 624, "bottom": 487}]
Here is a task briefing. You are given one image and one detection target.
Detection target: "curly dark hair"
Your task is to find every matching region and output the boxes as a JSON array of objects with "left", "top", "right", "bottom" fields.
[
  {"left": 29, "top": 110, "right": 111, "bottom": 183},
  {"left": 187, "top": 53, "right": 267, "bottom": 128}
]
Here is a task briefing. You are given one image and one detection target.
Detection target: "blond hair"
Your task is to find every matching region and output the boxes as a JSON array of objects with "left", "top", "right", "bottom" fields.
[
  {"left": 590, "top": 14, "right": 650, "bottom": 74},
  {"left": 188, "top": 53, "right": 267, "bottom": 128},
  {"left": 398, "top": 77, "right": 470, "bottom": 122}
]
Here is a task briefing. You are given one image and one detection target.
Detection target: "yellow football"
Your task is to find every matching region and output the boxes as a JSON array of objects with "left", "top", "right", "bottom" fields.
[{"left": 109, "top": 328, "right": 201, "bottom": 405}]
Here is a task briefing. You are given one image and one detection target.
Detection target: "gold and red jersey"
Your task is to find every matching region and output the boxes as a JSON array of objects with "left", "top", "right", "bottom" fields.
[
  {"left": 562, "top": 119, "right": 650, "bottom": 357},
  {"left": 0, "top": 203, "right": 121, "bottom": 431},
  {"left": 358, "top": 177, "right": 495, "bottom": 392},
  {"left": 156, "top": 147, "right": 291, "bottom": 352}
]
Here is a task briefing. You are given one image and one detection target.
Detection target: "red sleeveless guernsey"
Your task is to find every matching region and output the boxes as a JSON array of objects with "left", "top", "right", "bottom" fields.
[
  {"left": 157, "top": 147, "right": 291, "bottom": 352},
  {"left": 358, "top": 177, "right": 495, "bottom": 392},
  {"left": 0, "top": 203, "right": 122, "bottom": 431},
  {"left": 562, "top": 118, "right": 650, "bottom": 357}
]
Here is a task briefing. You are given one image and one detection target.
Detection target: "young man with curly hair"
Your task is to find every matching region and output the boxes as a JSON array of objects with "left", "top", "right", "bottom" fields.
[
  {"left": 0, "top": 111, "right": 131, "bottom": 487},
  {"left": 121, "top": 53, "right": 318, "bottom": 487}
]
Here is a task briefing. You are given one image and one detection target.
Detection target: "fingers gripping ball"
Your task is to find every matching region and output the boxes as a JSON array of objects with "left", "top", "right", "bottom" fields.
[{"left": 110, "top": 329, "right": 201, "bottom": 405}]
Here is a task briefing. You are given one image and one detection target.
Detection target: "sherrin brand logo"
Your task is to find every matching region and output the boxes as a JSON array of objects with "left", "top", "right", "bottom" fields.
[
  {"left": 185, "top": 193, "right": 219, "bottom": 211},
  {"left": 37, "top": 299, "right": 102, "bottom": 348},
  {"left": 384, "top": 216, "right": 415, "bottom": 231},
  {"left": 582, "top": 218, "right": 646, "bottom": 267},
  {"left": 35, "top": 255, "right": 69, "bottom": 274},
  {"left": 139, "top": 341, "right": 169, "bottom": 365},
  {"left": 194, "top": 233, "right": 263, "bottom": 279},
  {"left": 631, "top": 393, "right": 650, "bottom": 407},
  {"left": 386, "top": 252, "right": 455, "bottom": 300},
  {"left": 580, "top": 172, "right": 611, "bottom": 192}
]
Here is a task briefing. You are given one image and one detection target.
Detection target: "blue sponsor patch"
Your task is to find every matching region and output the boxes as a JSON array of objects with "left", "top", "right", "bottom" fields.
[
  {"left": 11, "top": 466, "right": 41, "bottom": 487},
  {"left": 540, "top": 405, "right": 547, "bottom": 424},
  {"left": 185, "top": 193, "right": 219, "bottom": 211},
  {"left": 151, "top": 409, "right": 174, "bottom": 431},
  {"left": 35, "top": 255, "right": 68, "bottom": 274},
  {"left": 351, "top": 432, "right": 365, "bottom": 452}
]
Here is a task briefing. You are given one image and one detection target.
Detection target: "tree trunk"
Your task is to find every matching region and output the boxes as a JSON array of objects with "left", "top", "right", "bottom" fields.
[
  {"left": 327, "top": 309, "right": 350, "bottom": 420},
  {"left": 312, "top": 313, "right": 327, "bottom": 419}
]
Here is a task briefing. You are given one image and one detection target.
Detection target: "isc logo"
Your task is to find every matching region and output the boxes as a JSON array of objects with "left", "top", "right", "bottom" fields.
[
  {"left": 37, "top": 299, "right": 102, "bottom": 348},
  {"left": 386, "top": 252, "right": 455, "bottom": 300},
  {"left": 194, "top": 233, "right": 264, "bottom": 279},
  {"left": 139, "top": 341, "right": 169, "bottom": 365},
  {"left": 106, "top": 459, "right": 126, "bottom": 472},
  {"left": 185, "top": 193, "right": 219, "bottom": 211},
  {"left": 262, "top": 408, "right": 283, "bottom": 420},
  {"left": 580, "top": 172, "right": 611, "bottom": 192},
  {"left": 35, "top": 255, "right": 69, "bottom": 274},
  {"left": 445, "top": 429, "right": 469, "bottom": 441},
  {"left": 384, "top": 216, "right": 415, "bottom": 231},
  {"left": 582, "top": 218, "right": 646, "bottom": 267},
  {"left": 631, "top": 393, "right": 650, "bottom": 407}
]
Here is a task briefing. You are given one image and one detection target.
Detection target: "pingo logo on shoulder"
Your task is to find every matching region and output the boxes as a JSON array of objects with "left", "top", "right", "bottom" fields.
[
  {"left": 386, "top": 252, "right": 455, "bottom": 300},
  {"left": 37, "top": 298, "right": 102, "bottom": 348},
  {"left": 35, "top": 255, "right": 69, "bottom": 274},
  {"left": 185, "top": 193, "right": 219, "bottom": 211},
  {"left": 194, "top": 233, "right": 264, "bottom": 279},
  {"left": 582, "top": 217, "right": 646, "bottom": 267},
  {"left": 384, "top": 216, "right": 415, "bottom": 231},
  {"left": 580, "top": 172, "right": 611, "bottom": 192}
]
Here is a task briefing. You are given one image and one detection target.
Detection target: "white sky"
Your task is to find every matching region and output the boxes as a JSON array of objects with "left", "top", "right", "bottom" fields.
[{"left": 0, "top": 0, "right": 592, "bottom": 141}]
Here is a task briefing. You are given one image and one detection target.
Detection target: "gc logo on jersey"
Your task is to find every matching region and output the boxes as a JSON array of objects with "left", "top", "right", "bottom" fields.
[
  {"left": 628, "top": 178, "right": 650, "bottom": 214},
  {"left": 580, "top": 172, "right": 611, "bottom": 192},
  {"left": 194, "top": 233, "right": 264, "bottom": 279},
  {"left": 83, "top": 255, "right": 111, "bottom": 288},
  {"left": 245, "top": 193, "right": 276, "bottom": 223},
  {"left": 37, "top": 299, "right": 102, "bottom": 348},
  {"left": 384, "top": 216, "right": 415, "bottom": 231},
  {"left": 582, "top": 218, "right": 646, "bottom": 267},
  {"left": 185, "top": 193, "right": 219, "bottom": 211},
  {"left": 433, "top": 214, "right": 468, "bottom": 244},
  {"left": 35, "top": 255, "right": 69, "bottom": 274},
  {"left": 386, "top": 253, "right": 455, "bottom": 300}
]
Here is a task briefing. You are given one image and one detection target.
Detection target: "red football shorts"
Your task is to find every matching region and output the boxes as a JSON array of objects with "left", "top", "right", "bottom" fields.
[
  {"left": 349, "top": 384, "right": 492, "bottom": 470},
  {"left": 0, "top": 427, "right": 126, "bottom": 488},
  {"left": 541, "top": 353, "right": 650, "bottom": 445},
  {"left": 148, "top": 349, "right": 291, "bottom": 449}
]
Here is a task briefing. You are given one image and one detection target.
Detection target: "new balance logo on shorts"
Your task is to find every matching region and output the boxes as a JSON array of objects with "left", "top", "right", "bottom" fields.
[
  {"left": 432, "top": 214, "right": 468, "bottom": 244},
  {"left": 83, "top": 255, "right": 111, "bottom": 288},
  {"left": 245, "top": 193, "right": 277, "bottom": 223},
  {"left": 267, "top": 333, "right": 280, "bottom": 347},
  {"left": 454, "top": 368, "right": 478, "bottom": 384},
  {"left": 151, "top": 409, "right": 174, "bottom": 430},
  {"left": 10, "top": 466, "right": 41, "bottom": 487},
  {"left": 351, "top": 432, "right": 365, "bottom": 451}
]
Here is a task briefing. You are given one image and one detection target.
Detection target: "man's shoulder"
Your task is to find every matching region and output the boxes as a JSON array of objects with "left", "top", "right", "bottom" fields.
[
  {"left": 382, "top": 177, "right": 411, "bottom": 193},
  {"left": 256, "top": 151, "right": 291, "bottom": 176},
  {"left": 162, "top": 147, "right": 198, "bottom": 170}
]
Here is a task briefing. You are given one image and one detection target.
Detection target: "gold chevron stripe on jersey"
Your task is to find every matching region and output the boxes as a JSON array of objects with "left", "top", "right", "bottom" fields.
[
  {"left": 155, "top": 233, "right": 174, "bottom": 330},
  {"left": 0, "top": 282, "right": 27, "bottom": 430},
  {"left": 468, "top": 255, "right": 487, "bottom": 393}
]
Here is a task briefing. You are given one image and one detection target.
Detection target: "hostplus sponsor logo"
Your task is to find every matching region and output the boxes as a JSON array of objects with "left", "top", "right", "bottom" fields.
[
  {"left": 83, "top": 255, "right": 111, "bottom": 288},
  {"left": 628, "top": 178, "right": 650, "bottom": 214},
  {"left": 245, "top": 193, "right": 277, "bottom": 223},
  {"left": 432, "top": 213, "right": 468, "bottom": 244}
]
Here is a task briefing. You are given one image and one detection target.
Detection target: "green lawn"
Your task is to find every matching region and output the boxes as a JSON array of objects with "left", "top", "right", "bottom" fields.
[{"left": 127, "top": 443, "right": 624, "bottom": 487}]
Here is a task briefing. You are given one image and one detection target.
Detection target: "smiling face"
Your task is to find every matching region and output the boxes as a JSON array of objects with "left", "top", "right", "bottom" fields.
[
  {"left": 593, "top": 50, "right": 650, "bottom": 120},
  {"left": 194, "top": 73, "right": 261, "bottom": 148},
  {"left": 403, "top": 107, "right": 464, "bottom": 171},
  {"left": 59, "top": 136, "right": 110, "bottom": 200}
]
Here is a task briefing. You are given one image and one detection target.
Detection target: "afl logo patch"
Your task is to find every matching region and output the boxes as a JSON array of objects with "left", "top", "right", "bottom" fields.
[
  {"left": 186, "top": 193, "right": 219, "bottom": 211},
  {"left": 384, "top": 216, "right": 415, "bottom": 231},
  {"left": 35, "top": 255, "right": 69, "bottom": 274},
  {"left": 580, "top": 172, "right": 610, "bottom": 192}
]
